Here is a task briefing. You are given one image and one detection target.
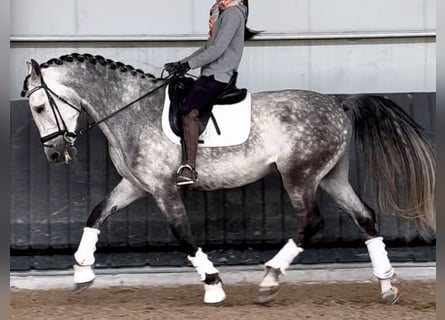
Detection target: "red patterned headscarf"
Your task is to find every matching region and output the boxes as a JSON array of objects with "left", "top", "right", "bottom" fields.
[{"left": 208, "top": 0, "right": 244, "bottom": 36}]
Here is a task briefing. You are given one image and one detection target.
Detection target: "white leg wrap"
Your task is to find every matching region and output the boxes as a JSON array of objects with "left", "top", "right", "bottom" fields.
[
  {"left": 259, "top": 267, "right": 281, "bottom": 288},
  {"left": 264, "top": 239, "right": 304, "bottom": 274},
  {"left": 73, "top": 264, "right": 96, "bottom": 284},
  {"left": 188, "top": 248, "right": 219, "bottom": 281},
  {"left": 380, "top": 278, "right": 393, "bottom": 293},
  {"left": 74, "top": 227, "right": 100, "bottom": 266},
  {"left": 365, "top": 237, "right": 395, "bottom": 279}
]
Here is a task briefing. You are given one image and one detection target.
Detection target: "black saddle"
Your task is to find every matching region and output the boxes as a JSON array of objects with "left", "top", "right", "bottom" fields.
[{"left": 168, "top": 72, "right": 248, "bottom": 137}]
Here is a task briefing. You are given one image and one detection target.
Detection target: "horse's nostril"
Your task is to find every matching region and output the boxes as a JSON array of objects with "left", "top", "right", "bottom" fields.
[{"left": 50, "top": 152, "right": 61, "bottom": 161}]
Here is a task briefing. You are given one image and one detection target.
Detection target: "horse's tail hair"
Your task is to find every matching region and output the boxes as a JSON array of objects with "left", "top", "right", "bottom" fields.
[{"left": 342, "top": 95, "right": 435, "bottom": 239}]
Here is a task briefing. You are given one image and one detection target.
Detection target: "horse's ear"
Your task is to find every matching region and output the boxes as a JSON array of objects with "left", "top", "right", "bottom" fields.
[
  {"left": 26, "top": 61, "right": 32, "bottom": 75},
  {"left": 28, "top": 59, "right": 42, "bottom": 80}
]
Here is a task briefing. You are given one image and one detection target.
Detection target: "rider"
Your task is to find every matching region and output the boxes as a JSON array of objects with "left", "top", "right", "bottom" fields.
[{"left": 165, "top": 0, "right": 259, "bottom": 186}]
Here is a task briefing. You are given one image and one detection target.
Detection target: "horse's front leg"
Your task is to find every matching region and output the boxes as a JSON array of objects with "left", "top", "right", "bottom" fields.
[
  {"left": 154, "top": 187, "right": 226, "bottom": 304},
  {"left": 73, "top": 178, "right": 146, "bottom": 292}
]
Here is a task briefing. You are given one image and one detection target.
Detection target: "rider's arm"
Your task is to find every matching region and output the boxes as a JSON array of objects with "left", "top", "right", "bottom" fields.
[
  {"left": 180, "top": 46, "right": 206, "bottom": 64},
  {"left": 183, "top": 8, "right": 243, "bottom": 69}
]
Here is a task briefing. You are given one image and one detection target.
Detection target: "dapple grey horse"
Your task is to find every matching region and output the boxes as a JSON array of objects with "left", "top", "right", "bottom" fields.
[{"left": 21, "top": 53, "right": 435, "bottom": 305}]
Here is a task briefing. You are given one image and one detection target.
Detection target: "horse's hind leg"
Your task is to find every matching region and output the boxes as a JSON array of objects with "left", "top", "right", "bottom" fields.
[
  {"left": 258, "top": 174, "right": 323, "bottom": 304},
  {"left": 153, "top": 187, "right": 226, "bottom": 304},
  {"left": 319, "top": 152, "right": 399, "bottom": 304},
  {"left": 73, "top": 178, "right": 146, "bottom": 292}
]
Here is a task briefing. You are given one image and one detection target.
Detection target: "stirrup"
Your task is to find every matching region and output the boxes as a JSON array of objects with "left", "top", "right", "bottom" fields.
[{"left": 176, "top": 164, "right": 198, "bottom": 186}]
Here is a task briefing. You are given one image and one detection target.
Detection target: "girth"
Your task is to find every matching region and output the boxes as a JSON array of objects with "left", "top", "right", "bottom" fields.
[{"left": 168, "top": 73, "right": 247, "bottom": 137}]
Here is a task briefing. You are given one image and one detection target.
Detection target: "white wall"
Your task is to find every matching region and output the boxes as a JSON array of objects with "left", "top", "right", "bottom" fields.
[
  {"left": 11, "top": 0, "right": 436, "bottom": 35},
  {"left": 10, "top": 0, "right": 436, "bottom": 99}
]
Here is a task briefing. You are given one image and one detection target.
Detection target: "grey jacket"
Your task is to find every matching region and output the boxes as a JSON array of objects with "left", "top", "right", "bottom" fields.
[{"left": 181, "top": 5, "right": 247, "bottom": 83}]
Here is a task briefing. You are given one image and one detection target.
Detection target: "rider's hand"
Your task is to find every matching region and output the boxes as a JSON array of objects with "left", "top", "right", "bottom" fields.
[
  {"left": 164, "top": 62, "right": 179, "bottom": 74},
  {"left": 164, "top": 61, "right": 190, "bottom": 76}
]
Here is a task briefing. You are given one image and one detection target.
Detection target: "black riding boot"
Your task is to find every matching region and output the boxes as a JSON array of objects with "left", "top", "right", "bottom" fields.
[{"left": 177, "top": 109, "right": 199, "bottom": 185}]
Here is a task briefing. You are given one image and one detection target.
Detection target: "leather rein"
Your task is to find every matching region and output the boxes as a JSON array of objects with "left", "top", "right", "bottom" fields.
[{"left": 26, "top": 73, "right": 175, "bottom": 147}]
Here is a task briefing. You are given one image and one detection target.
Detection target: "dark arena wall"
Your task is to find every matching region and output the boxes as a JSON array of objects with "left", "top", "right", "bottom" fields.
[{"left": 10, "top": 93, "right": 436, "bottom": 271}]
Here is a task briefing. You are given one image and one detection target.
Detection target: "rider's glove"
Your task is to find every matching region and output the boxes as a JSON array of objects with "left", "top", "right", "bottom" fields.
[{"left": 164, "top": 61, "right": 190, "bottom": 76}]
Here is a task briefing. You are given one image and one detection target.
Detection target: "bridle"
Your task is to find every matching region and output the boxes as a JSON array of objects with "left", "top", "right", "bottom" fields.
[
  {"left": 26, "top": 78, "right": 81, "bottom": 148},
  {"left": 26, "top": 72, "right": 175, "bottom": 148}
]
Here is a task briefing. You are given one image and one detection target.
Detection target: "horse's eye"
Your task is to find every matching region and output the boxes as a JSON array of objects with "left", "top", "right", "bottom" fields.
[{"left": 35, "top": 105, "right": 45, "bottom": 114}]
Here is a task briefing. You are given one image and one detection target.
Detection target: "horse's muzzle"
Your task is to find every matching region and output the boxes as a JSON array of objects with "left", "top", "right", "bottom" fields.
[{"left": 43, "top": 136, "right": 78, "bottom": 163}]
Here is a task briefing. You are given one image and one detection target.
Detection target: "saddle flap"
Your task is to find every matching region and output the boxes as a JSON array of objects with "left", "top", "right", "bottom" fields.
[
  {"left": 168, "top": 77, "right": 196, "bottom": 101},
  {"left": 167, "top": 74, "right": 248, "bottom": 137},
  {"left": 168, "top": 77, "right": 196, "bottom": 136},
  {"left": 162, "top": 87, "right": 252, "bottom": 148}
]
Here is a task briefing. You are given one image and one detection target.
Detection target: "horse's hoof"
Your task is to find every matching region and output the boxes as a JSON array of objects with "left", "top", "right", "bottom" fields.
[
  {"left": 73, "top": 280, "right": 94, "bottom": 293},
  {"left": 204, "top": 282, "right": 226, "bottom": 304},
  {"left": 256, "top": 286, "right": 279, "bottom": 304},
  {"left": 73, "top": 264, "right": 95, "bottom": 293},
  {"left": 382, "top": 286, "right": 400, "bottom": 305}
]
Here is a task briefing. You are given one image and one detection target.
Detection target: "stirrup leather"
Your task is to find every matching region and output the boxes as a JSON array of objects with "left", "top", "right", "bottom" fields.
[{"left": 176, "top": 164, "right": 198, "bottom": 186}]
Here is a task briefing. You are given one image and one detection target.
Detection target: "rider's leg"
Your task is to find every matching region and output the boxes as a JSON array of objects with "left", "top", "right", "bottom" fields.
[
  {"left": 177, "top": 109, "right": 200, "bottom": 185},
  {"left": 177, "top": 75, "right": 227, "bottom": 185}
]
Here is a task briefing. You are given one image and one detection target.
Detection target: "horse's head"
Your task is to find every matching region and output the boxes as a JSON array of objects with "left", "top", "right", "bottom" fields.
[{"left": 22, "top": 59, "right": 82, "bottom": 163}]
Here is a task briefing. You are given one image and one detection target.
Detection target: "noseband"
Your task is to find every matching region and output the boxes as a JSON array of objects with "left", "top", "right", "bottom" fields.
[{"left": 26, "top": 79, "right": 82, "bottom": 148}]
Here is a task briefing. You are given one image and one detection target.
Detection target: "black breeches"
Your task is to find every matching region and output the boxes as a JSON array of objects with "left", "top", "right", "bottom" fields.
[{"left": 181, "top": 75, "right": 227, "bottom": 115}]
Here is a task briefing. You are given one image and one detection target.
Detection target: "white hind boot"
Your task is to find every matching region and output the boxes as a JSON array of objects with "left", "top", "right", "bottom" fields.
[
  {"left": 188, "top": 248, "right": 226, "bottom": 304},
  {"left": 365, "top": 237, "right": 399, "bottom": 304}
]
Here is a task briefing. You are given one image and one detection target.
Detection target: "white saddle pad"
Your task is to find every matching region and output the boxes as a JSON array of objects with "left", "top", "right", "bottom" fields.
[{"left": 161, "top": 86, "right": 251, "bottom": 147}]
